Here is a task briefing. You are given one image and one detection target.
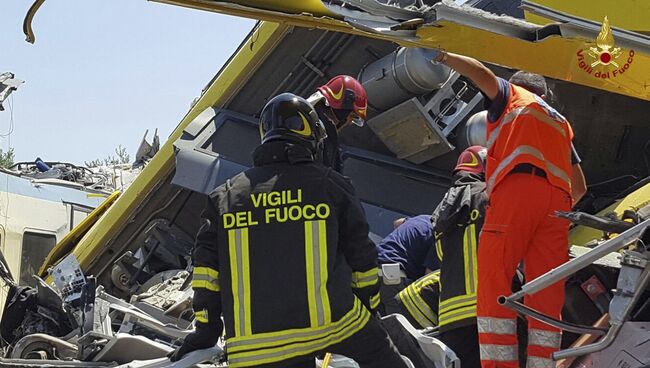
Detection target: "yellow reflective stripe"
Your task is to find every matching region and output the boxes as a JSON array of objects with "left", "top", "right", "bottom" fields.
[
  {"left": 463, "top": 224, "right": 477, "bottom": 294},
  {"left": 305, "top": 221, "right": 318, "bottom": 327},
  {"left": 193, "top": 266, "right": 220, "bottom": 292},
  {"left": 195, "top": 309, "right": 209, "bottom": 324},
  {"left": 439, "top": 305, "right": 477, "bottom": 326},
  {"left": 227, "top": 298, "right": 367, "bottom": 350},
  {"left": 318, "top": 220, "right": 331, "bottom": 325},
  {"left": 412, "top": 271, "right": 440, "bottom": 293},
  {"left": 398, "top": 288, "right": 433, "bottom": 328},
  {"left": 351, "top": 268, "right": 378, "bottom": 288},
  {"left": 463, "top": 228, "right": 471, "bottom": 293},
  {"left": 229, "top": 312, "right": 369, "bottom": 367},
  {"left": 194, "top": 266, "right": 219, "bottom": 279},
  {"left": 404, "top": 281, "right": 437, "bottom": 325},
  {"left": 229, "top": 228, "right": 252, "bottom": 337},
  {"left": 241, "top": 228, "right": 251, "bottom": 336},
  {"left": 305, "top": 220, "right": 331, "bottom": 327},
  {"left": 192, "top": 279, "right": 221, "bottom": 292},
  {"left": 470, "top": 225, "right": 478, "bottom": 294},
  {"left": 227, "top": 299, "right": 370, "bottom": 367},
  {"left": 370, "top": 292, "right": 380, "bottom": 309},
  {"left": 439, "top": 294, "right": 476, "bottom": 314},
  {"left": 435, "top": 238, "right": 443, "bottom": 262}
]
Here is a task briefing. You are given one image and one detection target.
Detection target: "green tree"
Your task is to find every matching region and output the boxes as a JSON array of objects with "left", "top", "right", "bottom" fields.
[
  {"left": 0, "top": 148, "right": 15, "bottom": 168},
  {"left": 84, "top": 145, "right": 131, "bottom": 168}
]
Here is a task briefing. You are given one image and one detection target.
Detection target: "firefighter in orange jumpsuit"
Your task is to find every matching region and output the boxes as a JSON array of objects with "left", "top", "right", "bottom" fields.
[{"left": 430, "top": 50, "right": 587, "bottom": 368}]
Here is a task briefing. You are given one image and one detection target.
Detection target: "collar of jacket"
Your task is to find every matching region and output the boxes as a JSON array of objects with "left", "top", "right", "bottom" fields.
[{"left": 252, "top": 141, "right": 315, "bottom": 166}]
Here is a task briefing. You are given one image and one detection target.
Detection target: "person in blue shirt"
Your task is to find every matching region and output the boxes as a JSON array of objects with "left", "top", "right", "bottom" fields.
[{"left": 376, "top": 214, "right": 439, "bottom": 315}]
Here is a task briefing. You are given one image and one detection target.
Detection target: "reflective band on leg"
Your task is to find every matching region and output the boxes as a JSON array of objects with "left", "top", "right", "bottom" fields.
[
  {"left": 528, "top": 329, "right": 561, "bottom": 348},
  {"left": 477, "top": 317, "right": 516, "bottom": 335},
  {"left": 527, "top": 356, "right": 555, "bottom": 368},
  {"left": 229, "top": 228, "right": 251, "bottom": 337},
  {"left": 479, "top": 344, "right": 518, "bottom": 362}
]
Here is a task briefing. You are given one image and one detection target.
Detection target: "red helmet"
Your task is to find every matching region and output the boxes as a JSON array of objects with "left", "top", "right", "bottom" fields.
[
  {"left": 318, "top": 75, "right": 368, "bottom": 127},
  {"left": 454, "top": 146, "right": 487, "bottom": 175}
]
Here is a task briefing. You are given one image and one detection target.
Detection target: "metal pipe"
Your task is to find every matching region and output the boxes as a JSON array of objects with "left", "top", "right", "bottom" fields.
[
  {"left": 507, "top": 218, "right": 650, "bottom": 301},
  {"left": 499, "top": 297, "right": 607, "bottom": 335},
  {"left": 554, "top": 253, "right": 650, "bottom": 360},
  {"left": 553, "top": 322, "right": 623, "bottom": 360}
]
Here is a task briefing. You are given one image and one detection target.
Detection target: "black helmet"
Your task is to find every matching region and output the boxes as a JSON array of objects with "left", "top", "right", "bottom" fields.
[{"left": 259, "top": 93, "right": 327, "bottom": 151}]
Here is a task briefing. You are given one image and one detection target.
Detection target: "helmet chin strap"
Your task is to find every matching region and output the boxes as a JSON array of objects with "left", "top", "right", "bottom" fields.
[{"left": 332, "top": 108, "right": 351, "bottom": 130}]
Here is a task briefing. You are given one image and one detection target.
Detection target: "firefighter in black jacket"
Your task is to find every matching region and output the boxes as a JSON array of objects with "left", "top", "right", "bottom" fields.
[
  {"left": 308, "top": 75, "right": 368, "bottom": 172},
  {"left": 395, "top": 146, "right": 488, "bottom": 368},
  {"left": 169, "top": 93, "right": 408, "bottom": 368}
]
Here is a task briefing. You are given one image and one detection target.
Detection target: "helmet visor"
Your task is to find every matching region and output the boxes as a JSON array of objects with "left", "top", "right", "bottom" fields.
[{"left": 350, "top": 113, "right": 364, "bottom": 127}]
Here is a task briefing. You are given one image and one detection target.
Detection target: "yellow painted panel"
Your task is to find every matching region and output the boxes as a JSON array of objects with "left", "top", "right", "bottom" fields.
[
  {"left": 158, "top": 1, "right": 650, "bottom": 101},
  {"left": 69, "top": 22, "right": 290, "bottom": 273},
  {"left": 214, "top": 0, "right": 333, "bottom": 17},
  {"left": 523, "top": 0, "right": 650, "bottom": 33},
  {"left": 569, "top": 182, "right": 650, "bottom": 246},
  {"left": 416, "top": 21, "right": 650, "bottom": 101}
]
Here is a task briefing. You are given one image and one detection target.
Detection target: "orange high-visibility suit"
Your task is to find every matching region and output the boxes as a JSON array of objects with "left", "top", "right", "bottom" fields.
[{"left": 477, "top": 79, "right": 574, "bottom": 368}]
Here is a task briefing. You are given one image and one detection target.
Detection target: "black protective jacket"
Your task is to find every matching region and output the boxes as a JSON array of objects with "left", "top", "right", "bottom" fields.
[
  {"left": 432, "top": 172, "right": 488, "bottom": 332},
  {"left": 315, "top": 104, "right": 344, "bottom": 173},
  {"left": 191, "top": 141, "right": 379, "bottom": 368}
]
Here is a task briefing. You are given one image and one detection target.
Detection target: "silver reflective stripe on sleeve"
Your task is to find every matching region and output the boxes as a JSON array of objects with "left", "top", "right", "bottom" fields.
[
  {"left": 477, "top": 317, "right": 516, "bottom": 335},
  {"left": 487, "top": 145, "right": 571, "bottom": 193},
  {"left": 527, "top": 356, "right": 555, "bottom": 368},
  {"left": 528, "top": 329, "right": 561, "bottom": 348},
  {"left": 479, "top": 344, "right": 518, "bottom": 362}
]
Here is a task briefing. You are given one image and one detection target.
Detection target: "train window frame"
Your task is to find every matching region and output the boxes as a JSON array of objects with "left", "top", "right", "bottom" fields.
[
  {"left": 66, "top": 203, "right": 94, "bottom": 231},
  {"left": 20, "top": 230, "right": 57, "bottom": 287}
]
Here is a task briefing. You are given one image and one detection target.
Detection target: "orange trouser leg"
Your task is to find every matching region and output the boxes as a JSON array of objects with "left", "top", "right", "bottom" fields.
[
  {"left": 524, "top": 184, "right": 570, "bottom": 368},
  {"left": 477, "top": 174, "right": 568, "bottom": 368}
]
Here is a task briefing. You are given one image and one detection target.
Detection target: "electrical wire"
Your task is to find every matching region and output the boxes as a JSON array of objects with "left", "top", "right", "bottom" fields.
[
  {"left": 587, "top": 174, "right": 639, "bottom": 188},
  {"left": 0, "top": 94, "right": 15, "bottom": 138}
]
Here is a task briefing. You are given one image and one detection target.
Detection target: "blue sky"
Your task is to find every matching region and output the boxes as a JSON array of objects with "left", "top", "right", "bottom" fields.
[{"left": 3, "top": 1, "right": 254, "bottom": 163}]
